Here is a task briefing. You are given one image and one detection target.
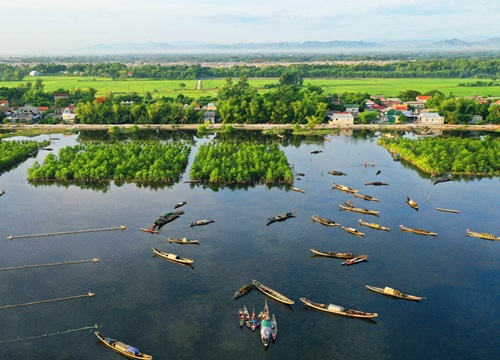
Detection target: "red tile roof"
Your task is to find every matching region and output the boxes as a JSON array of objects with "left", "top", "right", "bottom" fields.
[{"left": 416, "top": 96, "right": 431, "bottom": 101}]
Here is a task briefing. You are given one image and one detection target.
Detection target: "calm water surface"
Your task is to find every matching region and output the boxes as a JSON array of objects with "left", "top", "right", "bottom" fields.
[{"left": 0, "top": 131, "right": 498, "bottom": 360}]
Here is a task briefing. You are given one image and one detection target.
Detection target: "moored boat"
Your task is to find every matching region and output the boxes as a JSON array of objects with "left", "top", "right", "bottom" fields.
[
  {"left": 339, "top": 203, "right": 380, "bottom": 216},
  {"left": 399, "top": 225, "right": 437, "bottom": 237},
  {"left": 174, "top": 200, "right": 187, "bottom": 209},
  {"left": 231, "top": 283, "right": 254, "bottom": 300},
  {"left": 311, "top": 215, "right": 339, "bottom": 227},
  {"left": 139, "top": 227, "right": 160, "bottom": 234},
  {"left": 243, "top": 306, "right": 252, "bottom": 329},
  {"left": 94, "top": 331, "right": 152, "bottom": 360},
  {"left": 366, "top": 285, "right": 425, "bottom": 301},
  {"left": 354, "top": 193, "right": 380, "bottom": 202},
  {"left": 271, "top": 314, "right": 277, "bottom": 341},
  {"left": 189, "top": 219, "right": 214, "bottom": 228},
  {"left": 260, "top": 318, "right": 272, "bottom": 347},
  {"left": 167, "top": 237, "right": 200, "bottom": 245},
  {"left": 267, "top": 211, "right": 296, "bottom": 225},
  {"left": 436, "top": 207, "right": 459, "bottom": 214},
  {"left": 332, "top": 182, "right": 359, "bottom": 193},
  {"left": 251, "top": 308, "right": 257, "bottom": 331},
  {"left": 341, "top": 256, "right": 368, "bottom": 265},
  {"left": 328, "top": 171, "right": 346, "bottom": 176},
  {"left": 299, "top": 297, "right": 377, "bottom": 318},
  {"left": 290, "top": 187, "right": 305, "bottom": 193},
  {"left": 365, "top": 182, "right": 389, "bottom": 186},
  {"left": 358, "top": 219, "right": 390, "bottom": 231},
  {"left": 153, "top": 210, "right": 185, "bottom": 229},
  {"left": 310, "top": 248, "right": 368, "bottom": 259},
  {"left": 341, "top": 226, "right": 365, "bottom": 237},
  {"left": 152, "top": 247, "right": 194, "bottom": 264},
  {"left": 238, "top": 308, "right": 244, "bottom": 328},
  {"left": 466, "top": 229, "right": 499, "bottom": 241},
  {"left": 252, "top": 280, "right": 295, "bottom": 305},
  {"left": 406, "top": 196, "right": 419, "bottom": 211}
]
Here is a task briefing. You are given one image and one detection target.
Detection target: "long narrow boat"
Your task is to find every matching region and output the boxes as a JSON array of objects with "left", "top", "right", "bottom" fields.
[
  {"left": 436, "top": 207, "right": 459, "bottom": 214},
  {"left": 332, "top": 183, "right": 359, "bottom": 193},
  {"left": 354, "top": 193, "right": 379, "bottom": 202},
  {"left": 167, "top": 237, "right": 200, "bottom": 245},
  {"left": 271, "top": 314, "right": 277, "bottom": 341},
  {"left": 252, "top": 280, "right": 295, "bottom": 305},
  {"left": 358, "top": 219, "right": 390, "bottom": 232},
  {"left": 406, "top": 197, "right": 419, "bottom": 211},
  {"left": 243, "top": 306, "right": 252, "bottom": 329},
  {"left": 290, "top": 187, "right": 305, "bottom": 193},
  {"left": 299, "top": 297, "right": 378, "bottom": 318},
  {"left": 139, "top": 228, "right": 160, "bottom": 234},
  {"left": 231, "top": 283, "right": 255, "bottom": 300},
  {"left": 311, "top": 215, "right": 339, "bottom": 228},
  {"left": 152, "top": 247, "right": 194, "bottom": 264},
  {"left": 174, "top": 200, "right": 187, "bottom": 209},
  {"left": 341, "top": 256, "right": 368, "bottom": 266},
  {"left": 341, "top": 226, "right": 365, "bottom": 237},
  {"left": 328, "top": 171, "right": 346, "bottom": 176},
  {"left": 310, "top": 248, "right": 367, "bottom": 259},
  {"left": 365, "top": 182, "right": 389, "bottom": 186},
  {"left": 238, "top": 308, "right": 244, "bottom": 328},
  {"left": 399, "top": 225, "right": 437, "bottom": 237},
  {"left": 95, "top": 331, "right": 153, "bottom": 360},
  {"left": 466, "top": 229, "right": 499, "bottom": 241},
  {"left": 189, "top": 219, "right": 214, "bottom": 228},
  {"left": 339, "top": 203, "right": 380, "bottom": 216},
  {"left": 366, "top": 285, "right": 425, "bottom": 301}
]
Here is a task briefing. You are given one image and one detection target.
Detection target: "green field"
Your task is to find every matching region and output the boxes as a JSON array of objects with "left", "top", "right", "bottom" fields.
[{"left": 2, "top": 76, "right": 499, "bottom": 98}]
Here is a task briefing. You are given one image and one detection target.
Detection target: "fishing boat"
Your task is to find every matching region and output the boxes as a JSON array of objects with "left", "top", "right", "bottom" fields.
[
  {"left": 231, "top": 283, "right": 254, "bottom": 300},
  {"left": 399, "top": 225, "right": 437, "bottom": 237},
  {"left": 152, "top": 247, "right": 194, "bottom": 264},
  {"left": 153, "top": 210, "right": 185, "bottom": 229},
  {"left": 167, "top": 237, "right": 200, "bottom": 245},
  {"left": 354, "top": 193, "right": 379, "bottom": 202},
  {"left": 252, "top": 280, "right": 295, "bottom": 305},
  {"left": 332, "top": 183, "right": 359, "bottom": 193},
  {"left": 291, "top": 187, "right": 305, "bottom": 193},
  {"left": 252, "top": 309, "right": 261, "bottom": 330},
  {"left": 260, "top": 318, "right": 272, "bottom": 347},
  {"left": 310, "top": 150, "right": 322, "bottom": 154},
  {"left": 310, "top": 248, "right": 367, "bottom": 259},
  {"left": 94, "top": 331, "right": 152, "bottom": 360},
  {"left": 341, "top": 226, "right": 365, "bottom": 237},
  {"left": 339, "top": 203, "right": 380, "bottom": 216},
  {"left": 341, "top": 256, "right": 368, "bottom": 266},
  {"left": 271, "top": 314, "right": 277, "bottom": 341},
  {"left": 433, "top": 176, "right": 452, "bottom": 185},
  {"left": 189, "top": 219, "right": 214, "bottom": 228},
  {"left": 267, "top": 211, "right": 296, "bottom": 225},
  {"left": 243, "top": 306, "right": 252, "bottom": 329},
  {"left": 466, "top": 229, "right": 500, "bottom": 241},
  {"left": 358, "top": 219, "right": 390, "bottom": 231},
  {"left": 366, "top": 285, "right": 425, "bottom": 301},
  {"left": 436, "top": 207, "right": 460, "bottom": 214},
  {"left": 139, "top": 228, "right": 160, "bottom": 234},
  {"left": 238, "top": 308, "right": 244, "bottom": 328},
  {"left": 328, "top": 171, "right": 346, "bottom": 176},
  {"left": 174, "top": 200, "right": 187, "bottom": 209},
  {"left": 251, "top": 308, "right": 257, "bottom": 331},
  {"left": 311, "top": 215, "right": 339, "bottom": 228},
  {"left": 325, "top": 137, "right": 331, "bottom": 142},
  {"left": 406, "top": 196, "right": 419, "bottom": 211},
  {"left": 300, "top": 297, "right": 378, "bottom": 318},
  {"left": 365, "top": 182, "right": 389, "bottom": 186}
]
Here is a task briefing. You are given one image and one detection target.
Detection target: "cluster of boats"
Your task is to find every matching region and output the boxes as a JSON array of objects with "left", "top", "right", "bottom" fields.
[{"left": 238, "top": 301, "right": 278, "bottom": 347}]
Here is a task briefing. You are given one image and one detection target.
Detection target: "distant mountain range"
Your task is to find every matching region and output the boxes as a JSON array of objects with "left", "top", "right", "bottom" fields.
[{"left": 86, "top": 38, "right": 500, "bottom": 54}]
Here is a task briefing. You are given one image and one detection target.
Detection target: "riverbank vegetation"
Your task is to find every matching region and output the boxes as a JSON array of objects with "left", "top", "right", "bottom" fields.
[
  {"left": 27, "top": 141, "right": 190, "bottom": 182},
  {"left": 190, "top": 141, "right": 293, "bottom": 183},
  {"left": 378, "top": 137, "right": 500, "bottom": 175},
  {"left": 0, "top": 139, "right": 49, "bottom": 170}
]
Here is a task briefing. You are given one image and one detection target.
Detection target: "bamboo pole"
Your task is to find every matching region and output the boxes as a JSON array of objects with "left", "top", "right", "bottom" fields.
[
  {"left": 0, "top": 258, "right": 99, "bottom": 272},
  {"left": 7, "top": 225, "right": 126, "bottom": 240},
  {"left": 0, "top": 323, "right": 102, "bottom": 344},
  {"left": 0, "top": 292, "right": 94, "bottom": 310}
]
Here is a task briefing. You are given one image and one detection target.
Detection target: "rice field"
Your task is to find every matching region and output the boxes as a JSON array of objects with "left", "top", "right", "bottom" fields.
[{"left": 2, "top": 76, "right": 499, "bottom": 98}]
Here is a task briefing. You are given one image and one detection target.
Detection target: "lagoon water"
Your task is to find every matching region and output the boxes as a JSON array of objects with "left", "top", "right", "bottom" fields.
[{"left": 0, "top": 131, "right": 498, "bottom": 359}]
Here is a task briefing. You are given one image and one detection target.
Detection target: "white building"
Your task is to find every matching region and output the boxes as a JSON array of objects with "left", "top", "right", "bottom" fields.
[
  {"left": 417, "top": 112, "right": 444, "bottom": 125},
  {"left": 29, "top": 70, "right": 41, "bottom": 76},
  {"left": 327, "top": 111, "right": 354, "bottom": 125}
]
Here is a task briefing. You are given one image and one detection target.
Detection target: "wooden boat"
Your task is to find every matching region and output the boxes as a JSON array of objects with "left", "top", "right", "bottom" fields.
[
  {"left": 300, "top": 297, "right": 378, "bottom": 319},
  {"left": 341, "top": 226, "right": 365, "bottom": 237},
  {"left": 406, "top": 197, "right": 419, "bottom": 211},
  {"left": 341, "top": 256, "right": 368, "bottom": 266},
  {"left": 152, "top": 247, "right": 194, "bottom": 264},
  {"left": 0, "top": 189, "right": 5, "bottom": 197},
  {"left": 231, "top": 283, "right": 254, "bottom": 300},
  {"left": 139, "top": 227, "right": 160, "bottom": 234},
  {"left": 310, "top": 150, "right": 322, "bottom": 154},
  {"left": 354, "top": 193, "right": 379, "bottom": 202},
  {"left": 339, "top": 203, "right": 380, "bottom": 216},
  {"left": 251, "top": 308, "right": 257, "bottom": 331},
  {"left": 238, "top": 308, "right": 244, "bottom": 328},
  {"left": 174, "top": 200, "right": 187, "bottom": 209},
  {"left": 167, "top": 237, "right": 200, "bottom": 245},
  {"left": 260, "top": 318, "right": 272, "bottom": 347},
  {"left": 290, "top": 187, "right": 305, "bottom": 193},
  {"left": 310, "top": 248, "right": 367, "bottom": 259},
  {"left": 189, "top": 219, "right": 214, "bottom": 228},
  {"left": 153, "top": 210, "right": 185, "bottom": 229},
  {"left": 399, "top": 225, "right": 437, "bottom": 237},
  {"left": 243, "top": 306, "right": 252, "bottom": 329},
  {"left": 358, "top": 219, "right": 390, "bottom": 232},
  {"left": 436, "top": 208, "right": 459, "bottom": 214},
  {"left": 325, "top": 137, "right": 331, "bottom": 142},
  {"left": 328, "top": 171, "right": 346, "bottom": 176},
  {"left": 267, "top": 211, "right": 296, "bottom": 225},
  {"left": 95, "top": 331, "right": 152, "bottom": 360},
  {"left": 311, "top": 215, "right": 339, "bottom": 228},
  {"left": 332, "top": 183, "right": 359, "bottom": 193},
  {"left": 271, "top": 314, "right": 277, "bottom": 340},
  {"left": 366, "top": 285, "right": 425, "bottom": 301},
  {"left": 433, "top": 176, "right": 452, "bottom": 185},
  {"left": 365, "top": 182, "right": 388, "bottom": 186},
  {"left": 466, "top": 229, "right": 500, "bottom": 241},
  {"left": 252, "top": 280, "right": 295, "bottom": 305}
]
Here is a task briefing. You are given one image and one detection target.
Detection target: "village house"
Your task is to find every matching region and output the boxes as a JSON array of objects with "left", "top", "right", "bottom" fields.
[
  {"left": 344, "top": 104, "right": 359, "bottom": 114},
  {"left": 15, "top": 105, "right": 42, "bottom": 123},
  {"left": 417, "top": 112, "right": 444, "bottom": 125},
  {"left": 380, "top": 98, "right": 401, "bottom": 108},
  {"left": 0, "top": 100, "right": 9, "bottom": 107},
  {"left": 62, "top": 105, "right": 77, "bottom": 124},
  {"left": 203, "top": 111, "right": 216, "bottom": 124},
  {"left": 327, "top": 111, "right": 354, "bottom": 125},
  {"left": 407, "top": 100, "right": 426, "bottom": 114},
  {"left": 416, "top": 95, "right": 431, "bottom": 102},
  {"left": 53, "top": 93, "right": 69, "bottom": 100},
  {"left": 29, "top": 70, "right": 41, "bottom": 76}
]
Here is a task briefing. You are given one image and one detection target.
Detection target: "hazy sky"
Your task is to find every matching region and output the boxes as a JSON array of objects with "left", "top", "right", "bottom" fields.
[{"left": 2, "top": 0, "right": 498, "bottom": 54}]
